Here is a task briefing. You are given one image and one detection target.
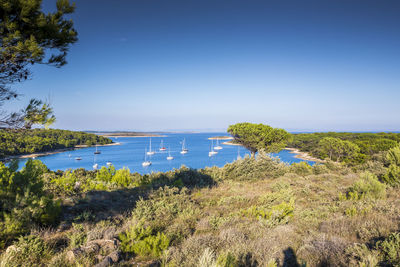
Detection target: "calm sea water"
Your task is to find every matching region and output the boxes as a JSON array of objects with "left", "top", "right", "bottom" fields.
[{"left": 15, "top": 133, "right": 314, "bottom": 174}]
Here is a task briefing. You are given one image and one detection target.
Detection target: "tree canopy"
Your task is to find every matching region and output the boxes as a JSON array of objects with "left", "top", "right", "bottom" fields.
[
  {"left": 227, "top": 122, "right": 292, "bottom": 157},
  {"left": 0, "top": 0, "right": 78, "bottom": 127}
]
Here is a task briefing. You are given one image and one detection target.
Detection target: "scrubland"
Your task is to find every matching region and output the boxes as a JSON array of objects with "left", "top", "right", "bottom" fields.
[{"left": 1, "top": 148, "right": 400, "bottom": 266}]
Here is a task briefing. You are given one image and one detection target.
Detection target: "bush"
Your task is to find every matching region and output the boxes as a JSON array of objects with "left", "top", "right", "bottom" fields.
[
  {"left": 290, "top": 161, "right": 313, "bottom": 176},
  {"left": 0, "top": 160, "right": 61, "bottom": 247},
  {"left": 346, "top": 172, "right": 386, "bottom": 200},
  {"left": 382, "top": 164, "right": 400, "bottom": 186},
  {"left": 242, "top": 199, "right": 295, "bottom": 227},
  {"left": 377, "top": 232, "right": 400, "bottom": 266},
  {"left": 119, "top": 225, "right": 170, "bottom": 258},
  {"left": 0, "top": 235, "right": 52, "bottom": 267}
]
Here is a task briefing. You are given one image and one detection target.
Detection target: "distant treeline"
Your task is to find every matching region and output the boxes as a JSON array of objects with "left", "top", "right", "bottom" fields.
[
  {"left": 0, "top": 129, "right": 112, "bottom": 159},
  {"left": 290, "top": 132, "right": 400, "bottom": 163}
]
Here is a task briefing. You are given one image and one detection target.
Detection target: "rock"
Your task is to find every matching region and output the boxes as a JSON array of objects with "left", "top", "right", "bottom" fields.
[
  {"left": 66, "top": 248, "right": 84, "bottom": 263},
  {"left": 108, "top": 251, "right": 120, "bottom": 262},
  {"left": 81, "top": 242, "right": 100, "bottom": 254}
]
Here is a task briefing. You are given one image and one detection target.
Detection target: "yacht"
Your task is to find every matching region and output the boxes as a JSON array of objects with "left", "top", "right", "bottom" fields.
[
  {"left": 167, "top": 147, "right": 174, "bottom": 160},
  {"left": 106, "top": 162, "right": 112, "bottom": 166},
  {"left": 214, "top": 139, "right": 223, "bottom": 150},
  {"left": 93, "top": 163, "right": 99, "bottom": 170},
  {"left": 159, "top": 139, "right": 166, "bottom": 151},
  {"left": 94, "top": 145, "right": 101, "bottom": 154},
  {"left": 75, "top": 157, "right": 82, "bottom": 160},
  {"left": 180, "top": 138, "right": 188, "bottom": 154},
  {"left": 146, "top": 138, "right": 155, "bottom": 155},
  {"left": 209, "top": 140, "right": 218, "bottom": 157},
  {"left": 142, "top": 149, "right": 152, "bottom": 166}
]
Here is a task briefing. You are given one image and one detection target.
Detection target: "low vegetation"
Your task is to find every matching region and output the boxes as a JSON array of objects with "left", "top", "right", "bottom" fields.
[
  {"left": 0, "top": 129, "right": 112, "bottom": 159},
  {"left": 0, "top": 141, "right": 399, "bottom": 266}
]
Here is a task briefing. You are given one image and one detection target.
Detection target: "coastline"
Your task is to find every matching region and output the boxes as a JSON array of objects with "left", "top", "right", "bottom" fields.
[
  {"left": 101, "top": 135, "right": 166, "bottom": 138},
  {"left": 208, "top": 136, "right": 233, "bottom": 140},
  {"left": 222, "top": 140, "right": 241, "bottom": 146},
  {"left": 2, "top": 142, "right": 121, "bottom": 161},
  {"left": 284, "top": 148, "right": 323, "bottom": 162}
]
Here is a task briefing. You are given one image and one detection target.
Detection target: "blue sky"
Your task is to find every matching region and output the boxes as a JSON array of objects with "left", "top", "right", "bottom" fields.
[{"left": 8, "top": 0, "right": 400, "bottom": 132}]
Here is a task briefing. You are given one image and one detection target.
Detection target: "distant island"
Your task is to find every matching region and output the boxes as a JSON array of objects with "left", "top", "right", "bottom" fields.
[{"left": 95, "top": 132, "right": 163, "bottom": 137}]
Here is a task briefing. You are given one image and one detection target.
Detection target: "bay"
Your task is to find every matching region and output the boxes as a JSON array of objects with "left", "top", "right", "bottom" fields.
[{"left": 15, "top": 133, "right": 315, "bottom": 174}]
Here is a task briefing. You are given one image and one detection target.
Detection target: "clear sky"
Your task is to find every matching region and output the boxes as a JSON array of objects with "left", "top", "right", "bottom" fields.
[{"left": 8, "top": 0, "right": 400, "bottom": 132}]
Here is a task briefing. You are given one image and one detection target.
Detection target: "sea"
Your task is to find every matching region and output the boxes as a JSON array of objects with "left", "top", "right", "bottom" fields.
[{"left": 14, "top": 133, "right": 315, "bottom": 174}]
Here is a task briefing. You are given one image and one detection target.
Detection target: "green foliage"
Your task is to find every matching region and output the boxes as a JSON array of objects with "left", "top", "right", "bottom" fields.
[
  {"left": 381, "top": 145, "right": 400, "bottom": 186},
  {"left": 346, "top": 172, "right": 386, "bottom": 200},
  {"left": 0, "top": 235, "right": 52, "bottom": 267},
  {"left": 243, "top": 199, "right": 295, "bottom": 226},
  {"left": 0, "top": 160, "right": 60, "bottom": 247},
  {"left": 227, "top": 122, "right": 292, "bottom": 156},
  {"left": 67, "top": 223, "right": 87, "bottom": 249},
  {"left": 216, "top": 251, "right": 237, "bottom": 267},
  {"left": 290, "top": 132, "right": 400, "bottom": 164},
  {"left": 119, "top": 225, "right": 170, "bottom": 258},
  {"left": 210, "top": 152, "right": 288, "bottom": 181},
  {"left": 319, "top": 137, "right": 360, "bottom": 162},
  {"left": 22, "top": 99, "right": 56, "bottom": 129},
  {"left": 376, "top": 232, "right": 400, "bottom": 265},
  {"left": 0, "top": 128, "right": 112, "bottom": 158},
  {"left": 290, "top": 161, "right": 313, "bottom": 176}
]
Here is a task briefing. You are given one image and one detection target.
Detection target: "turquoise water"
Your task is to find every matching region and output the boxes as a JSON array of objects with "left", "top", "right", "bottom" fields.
[{"left": 14, "top": 133, "right": 314, "bottom": 174}]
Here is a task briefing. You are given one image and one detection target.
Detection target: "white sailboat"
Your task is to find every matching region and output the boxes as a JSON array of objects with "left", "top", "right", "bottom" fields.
[
  {"left": 209, "top": 140, "right": 218, "bottom": 157},
  {"left": 159, "top": 139, "right": 166, "bottom": 151},
  {"left": 94, "top": 144, "right": 101, "bottom": 154},
  {"left": 237, "top": 146, "right": 241, "bottom": 160},
  {"left": 93, "top": 163, "right": 99, "bottom": 170},
  {"left": 180, "top": 138, "right": 188, "bottom": 154},
  {"left": 147, "top": 138, "right": 155, "bottom": 155},
  {"left": 214, "top": 139, "right": 223, "bottom": 150},
  {"left": 167, "top": 147, "right": 174, "bottom": 160},
  {"left": 75, "top": 157, "right": 82, "bottom": 160},
  {"left": 142, "top": 149, "right": 152, "bottom": 166},
  {"left": 106, "top": 162, "right": 112, "bottom": 166}
]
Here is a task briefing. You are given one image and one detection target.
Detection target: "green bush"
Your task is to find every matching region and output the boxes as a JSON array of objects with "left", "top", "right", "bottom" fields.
[
  {"left": 119, "top": 225, "right": 170, "bottom": 258},
  {"left": 377, "top": 232, "right": 400, "bottom": 266},
  {"left": 347, "top": 172, "right": 386, "bottom": 200},
  {"left": 0, "top": 235, "right": 52, "bottom": 267},
  {"left": 243, "top": 199, "right": 295, "bottom": 226},
  {"left": 290, "top": 161, "right": 313, "bottom": 176},
  {"left": 382, "top": 164, "right": 400, "bottom": 186},
  {"left": 0, "top": 160, "right": 61, "bottom": 247}
]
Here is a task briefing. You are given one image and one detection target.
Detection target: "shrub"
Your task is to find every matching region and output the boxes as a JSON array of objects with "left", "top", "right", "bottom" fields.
[
  {"left": 381, "top": 164, "right": 400, "bottom": 186},
  {"left": 112, "top": 168, "right": 132, "bottom": 187},
  {"left": 243, "top": 199, "right": 295, "bottom": 226},
  {"left": 290, "top": 161, "right": 313, "bottom": 176},
  {"left": 0, "top": 160, "right": 61, "bottom": 247},
  {"left": 0, "top": 235, "right": 52, "bottom": 267},
  {"left": 119, "top": 225, "right": 170, "bottom": 258},
  {"left": 67, "top": 223, "right": 87, "bottom": 249},
  {"left": 347, "top": 172, "right": 386, "bottom": 200},
  {"left": 377, "top": 232, "right": 400, "bottom": 266}
]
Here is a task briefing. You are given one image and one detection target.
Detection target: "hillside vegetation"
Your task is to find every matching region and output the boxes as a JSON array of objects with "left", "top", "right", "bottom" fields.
[
  {"left": 290, "top": 132, "right": 400, "bottom": 164},
  {"left": 1, "top": 142, "right": 400, "bottom": 266},
  {"left": 0, "top": 129, "right": 112, "bottom": 159}
]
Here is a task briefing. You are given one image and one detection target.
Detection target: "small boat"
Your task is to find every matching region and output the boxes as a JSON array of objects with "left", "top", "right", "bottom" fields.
[
  {"left": 75, "top": 157, "right": 82, "bottom": 160},
  {"left": 180, "top": 138, "right": 188, "bottom": 154},
  {"left": 142, "top": 149, "right": 152, "bottom": 166},
  {"left": 94, "top": 145, "right": 101, "bottom": 154},
  {"left": 93, "top": 163, "right": 99, "bottom": 170},
  {"left": 159, "top": 139, "right": 166, "bottom": 151},
  {"left": 106, "top": 162, "right": 112, "bottom": 166},
  {"left": 167, "top": 147, "right": 174, "bottom": 160},
  {"left": 237, "top": 146, "right": 241, "bottom": 160},
  {"left": 146, "top": 138, "right": 155, "bottom": 155},
  {"left": 214, "top": 139, "right": 223, "bottom": 150},
  {"left": 209, "top": 140, "right": 218, "bottom": 157}
]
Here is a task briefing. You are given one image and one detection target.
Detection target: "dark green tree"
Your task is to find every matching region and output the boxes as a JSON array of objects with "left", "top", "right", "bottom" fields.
[
  {"left": 227, "top": 122, "right": 292, "bottom": 157},
  {"left": 0, "top": 0, "right": 77, "bottom": 127}
]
